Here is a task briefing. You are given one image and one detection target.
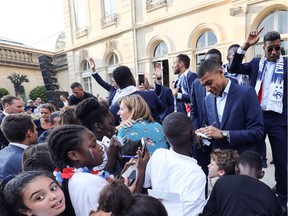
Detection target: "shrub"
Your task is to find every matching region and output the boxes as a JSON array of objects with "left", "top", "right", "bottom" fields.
[
  {"left": 29, "top": 86, "right": 48, "bottom": 102},
  {"left": 0, "top": 88, "right": 10, "bottom": 98}
]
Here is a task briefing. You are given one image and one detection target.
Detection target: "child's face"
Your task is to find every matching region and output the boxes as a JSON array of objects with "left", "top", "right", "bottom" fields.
[
  {"left": 77, "top": 130, "right": 105, "bottom": 168},
  {"left": 21, "top": 176, "right": 65, "bottom": 216},
  {"left": 208, "top": 159, "right": 221, "bottom": 178}
]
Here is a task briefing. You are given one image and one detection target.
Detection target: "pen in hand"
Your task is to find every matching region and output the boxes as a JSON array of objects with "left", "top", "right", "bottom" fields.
[
  {"left": 122, "top": 155, "right": 138, "bottom": 159},
  {"left": 205, "top": 122, "right": 216, "bottom": 127}
]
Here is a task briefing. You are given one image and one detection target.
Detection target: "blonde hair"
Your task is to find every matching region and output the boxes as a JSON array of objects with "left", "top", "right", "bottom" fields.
[{"left": 118, "top": 94, "right": 154, "bottom": 122}]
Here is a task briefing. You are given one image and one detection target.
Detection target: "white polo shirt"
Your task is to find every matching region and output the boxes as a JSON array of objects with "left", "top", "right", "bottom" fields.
[{"left": 144, "top": 148, "right": 206, "bottom": 216}]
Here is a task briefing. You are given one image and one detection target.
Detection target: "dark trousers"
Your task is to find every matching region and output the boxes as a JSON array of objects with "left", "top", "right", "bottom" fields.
[{"left": 263, "top": 112, "right": 287, "bottom": 207}]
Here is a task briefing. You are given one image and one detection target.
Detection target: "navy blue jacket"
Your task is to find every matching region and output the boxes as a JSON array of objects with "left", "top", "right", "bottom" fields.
[
  {"left": 110, "top": 90, "right": 163, "bottom": 126},
  {"left": 0, "top": 144, "right": 24, "bottom": 179},
  {"left": 91, "top": 73, "right": 117, "bottom": 106},
  {"left": 174, "top": 71, "right": 198, "bottom": 114},
  {"left": 229, "top": 53, "right": 287, "bottom": 126},
  {"left": 204, "top": 82, "right": 264, "bottom": 154},
  {"left": 154, "top": 83, "right": 174, "bottom": 122}
]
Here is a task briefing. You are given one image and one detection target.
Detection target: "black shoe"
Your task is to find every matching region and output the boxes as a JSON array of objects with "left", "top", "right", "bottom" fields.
[{"left": 262, "top": 161, "right": 268, "bottom": 168}]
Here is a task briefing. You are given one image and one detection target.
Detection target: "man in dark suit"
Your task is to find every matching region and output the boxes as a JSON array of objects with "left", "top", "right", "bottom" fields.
[
  {"left": 0, "top": 113, "right": 38, "bottom": 179},
  {"left": 195, "top": 59, "right": 264, "bottom": 154},
  {"left": 229, "top": 29, "right": 287, "bottom": 212},
  {"left": 109, "top": 66, "right": 162, "bottom": 126},
  {"left": 0, "top": 95, "right": 24, "bottom": 149},
  {"left": 153, "top": 73, "right": 174, "bottom": 122},
  {"left": 172, "top": 54, "right": 198, "bottom": 114},
  {"left": 89, "top": 58, "right": 119, "bottom": 107},
  {"left": 190, "top": 49, "right": 238, "bottom": 197}
]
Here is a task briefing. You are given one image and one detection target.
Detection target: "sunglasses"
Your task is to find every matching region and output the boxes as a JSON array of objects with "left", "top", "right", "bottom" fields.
[{"left": 265, "top": 46, "right": 281, "bottom": 53}]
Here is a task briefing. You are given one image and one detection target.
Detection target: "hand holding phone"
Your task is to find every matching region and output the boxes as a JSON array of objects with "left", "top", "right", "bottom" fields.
[
  {"left": 141, "top": 137, "right": 146, "bottom": 158},
  {"left": 138, "top": 74, "right": 145, "bottom": 86},
  {"left": 101, "top": 136, "right": 111, "bottom": 148},
  {"left": 128, "top": 170, "right": 137, "bottom": 186}
]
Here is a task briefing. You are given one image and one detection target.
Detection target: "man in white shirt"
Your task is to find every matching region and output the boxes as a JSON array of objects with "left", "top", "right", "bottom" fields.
[
  {"left": 144, "top": 112, "right": 206, "bottom": 216},
  {"left": 0, "top": 113, "right": 38, "bottom": 179}
]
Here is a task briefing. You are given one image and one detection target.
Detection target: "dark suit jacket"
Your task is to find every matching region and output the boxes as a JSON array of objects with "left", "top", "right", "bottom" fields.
[
  {"left": 0, "top": 144, "right": 24, "bottom": 179},
  {"left": 0, "top": 112, "right": 9, "bottom": 149},
  {"left": 229, "top": 53, "right": 287, "bottom": 126},
  {"left": 190, "top": 77, "right": 238, "bottom": 130},
  {"left": 190, "top": 79, "right": 207, "bottom": 130},
  {"left": 110, "top": 90, "right": 163, "bottom": 126},
  {"left": 154, "top": 83, "right": 174, "bottom": 122},
  {"left": 175, "top": 71, "right": 198, "bottom": 113},
  {"left": 204, "top": 82, "right": 264, "bottom": 154},
  {"left": 91, "top": 73, "right": 117, "bottom": 106}
]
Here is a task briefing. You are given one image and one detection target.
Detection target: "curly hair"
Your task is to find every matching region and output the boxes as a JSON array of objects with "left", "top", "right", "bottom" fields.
[{"left": 210, "top": 149, "right": 239, "bottom": 175}]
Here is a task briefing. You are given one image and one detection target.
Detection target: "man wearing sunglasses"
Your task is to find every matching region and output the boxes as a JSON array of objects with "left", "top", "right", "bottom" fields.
[{"left": 229, "top": 29, "right": 287, "bottom": 215}]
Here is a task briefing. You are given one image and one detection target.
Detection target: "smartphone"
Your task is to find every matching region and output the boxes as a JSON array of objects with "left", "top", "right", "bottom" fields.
[
  {"left": 138, "top": 74, "right": 145, "bottom": 85},
  {"left": 141, "top": 137, "right": 146, "bottom": 158},
  {"left": 128, "top": 170, "right": 137, "bottom": 186},
  {"left": 101, "top": 136, "right": 110, "bottom": 148}
]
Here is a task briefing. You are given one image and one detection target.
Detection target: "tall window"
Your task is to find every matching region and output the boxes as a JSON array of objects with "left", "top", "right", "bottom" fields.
[
  {"left": 107, "top": 53, "right": 119, "bottom": 79},
  {"left": 103, "top": 0, "right": 116, "bottom": 17},
  {"left": 82, "top": 60, "right": 92, "bottom": 93},
  {"left": 152, "top": 42, "right": 169, "bottom": 86},
  {"left": 254, "top": 10, "right": 288, "bottom": 57},
  {"left": 195, "top": 31, "right": 217, "bottom": 67},
  {"left": 102, "top": 0, "right": 117, "bottom": 26},
  {"left": 73, "top": 0, "right": 87, "bottom": 29}
]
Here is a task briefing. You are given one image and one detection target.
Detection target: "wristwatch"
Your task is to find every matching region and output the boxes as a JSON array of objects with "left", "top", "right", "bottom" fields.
[{"left": 221, "top": 131, "right": 229, "bottom": 140}]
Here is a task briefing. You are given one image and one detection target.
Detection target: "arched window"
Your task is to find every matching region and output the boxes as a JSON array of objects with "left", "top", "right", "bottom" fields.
[
  {"left": 153, "top": 42, "right": 168, "bottom": 58},
  {"left": 254, "top": 10, "right": 288, "bottom": 57},
  {"left": 196, "top": 31, "right": 217, "bottom": 48},
  {"left": 109, "top": 53, "right": 119, "bottom": 65},
  {"left": 107, "top": 53, "right": 119, "bottom": 78},
  {"left": 195, "top": 31, "right": 217, "bottom": 67},
  {"left": 82, "top": 60, "right": 92, "bottom": 93}
]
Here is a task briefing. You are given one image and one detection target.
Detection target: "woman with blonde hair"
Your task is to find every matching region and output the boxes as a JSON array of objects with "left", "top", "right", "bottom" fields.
[{"left": 117, "top": 94, "right": 168, "bottom": 155}]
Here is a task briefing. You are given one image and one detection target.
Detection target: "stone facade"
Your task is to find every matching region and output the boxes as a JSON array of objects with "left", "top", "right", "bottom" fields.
[{"left": 61, "top": 0, "right": 287, "bottom": 99}]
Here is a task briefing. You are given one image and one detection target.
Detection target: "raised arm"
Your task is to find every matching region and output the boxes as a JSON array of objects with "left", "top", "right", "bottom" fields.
[
  {"left": 241, "top": 27, "right": 264, "bottom": 51},
  {"left": 89, "top": 58, "right": 113, "bottom": 91}
]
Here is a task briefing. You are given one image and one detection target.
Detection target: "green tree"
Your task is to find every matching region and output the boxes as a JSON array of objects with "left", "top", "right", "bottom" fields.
[
  {"left": 29, "top": 86, "right": 48, "bottom": 102},
  {"left": 7, "top": 73, "right": 29, "bottom": 101},
  {"left": 0, "top": 88, "right": 10, "bottom": 98}
]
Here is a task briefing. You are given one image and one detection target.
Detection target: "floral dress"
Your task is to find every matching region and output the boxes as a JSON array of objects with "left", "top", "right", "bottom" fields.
[{"left": 117, "top": 119, "right": 169, "bottom": 154}]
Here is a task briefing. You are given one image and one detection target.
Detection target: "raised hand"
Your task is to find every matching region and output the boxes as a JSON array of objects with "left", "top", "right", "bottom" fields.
[
  {"left": 242, "top": 27, "right": 264, "bottom": 50},
  {"left": 89, "top": 57, "right": 96, "bottom": 72}
]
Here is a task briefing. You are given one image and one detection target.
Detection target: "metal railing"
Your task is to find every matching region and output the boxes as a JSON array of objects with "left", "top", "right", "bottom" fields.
[{"left": 101, "top": 13, "right": 117, "bottom": 26}]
